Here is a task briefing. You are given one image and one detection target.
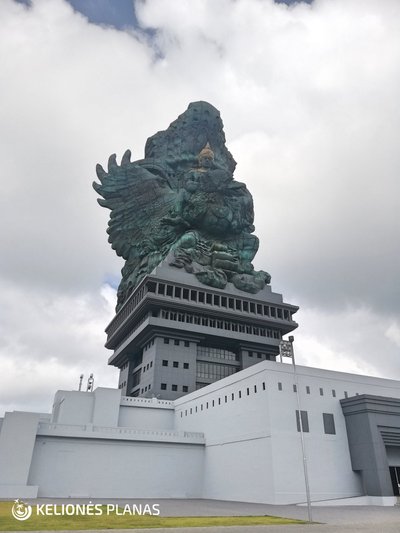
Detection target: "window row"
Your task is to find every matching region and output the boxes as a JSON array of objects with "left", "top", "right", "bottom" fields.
[
  {"left": 143, "top": 339, "right": 155, "bottom": 351},
  {"left": 278, "top": 382, "right": 359, "bottom": 398},
  {"left": 148, "top": 281, "right": 293, "bottom": 321},
  {"left": 197, "top": 346, "right": 238, "bottom": 361},
  {"left": 142, "top": 361, "right": 153, "bottom": 374},
  {"left": 196, "top": 362, "right": 238, "bottom": 380},
  {"left": 159, "top": 309, "right": 281, "bottom": 339},
  {"left": 180, "top": 381, "right": 267, "bottom": 417},
  {"left": 164, "top": 338, "right": 190, "bottom": 347},
  {"left": 161, "top": 383, "right": 189, "bottom": 393},
  {"left": 247, "top": 350, "right": 270, "bottom": 359},
  {"left": 109, "top": 285, "right": 146, "bottom": 336},
  {"left": 162, "top": 360, "right": 189, "bottom": 369},
  {"left": 296, "top": 410, "right": 336, "bottom": 435}
]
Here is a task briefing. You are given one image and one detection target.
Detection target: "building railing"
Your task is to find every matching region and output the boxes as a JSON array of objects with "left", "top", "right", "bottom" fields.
[
  {"left": 120, "top": 396, "right": 174, "bottom": 407},
  {"left": 38, "top": 422, "right": 204, "bottom": 441}
]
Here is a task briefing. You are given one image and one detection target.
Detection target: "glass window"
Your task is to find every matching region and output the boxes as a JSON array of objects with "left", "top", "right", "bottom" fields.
[
  {"left": 184, "top": 340, "right": 190, "bottom": 347},
  {"left": 306, "top": 386, "right": 310, "bottom": 394},
  {"left": 278, "top": 382, "right": 283, "bottom": 391},
  {"left": 162, "top": 360, "right": 168, "bottom": 366},
  {"left": 173, "top": 361, "right": 179, "bottom": 368},
  {"left": 161, "top": 383, "right": 167, "bottom": 390},
  {"left": 319, "top": 388, "right": 324, "bottom": 396},
  {"left": 296, "top": 410, "right": 310, "bottom": 432},
  {"left": 323, "top": 413, "right": 336, "bottom": 435},
  {"left": 332, "top": 389, "right": 336, "bottom": 397},
  {"left": 183, "top": 386, "right": 188, "bottom": 393},
  {"left": 184, "top": 363, "right": 189, "bottom": 369},
  {"left": 172, "top": 384, "right": 177, "bottom": 391},
  {"left": 164, "top": 338, "right": 169, "bottom": 344}
]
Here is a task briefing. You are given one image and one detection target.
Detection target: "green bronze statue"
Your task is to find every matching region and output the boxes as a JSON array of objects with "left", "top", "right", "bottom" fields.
[{"left": 93, "top": 101, "right": 271, "bottom": 310}]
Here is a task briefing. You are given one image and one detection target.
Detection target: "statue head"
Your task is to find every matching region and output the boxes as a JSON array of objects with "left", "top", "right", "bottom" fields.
[{"left": 198, "top": 142, "right": 214, "bottom": 169}]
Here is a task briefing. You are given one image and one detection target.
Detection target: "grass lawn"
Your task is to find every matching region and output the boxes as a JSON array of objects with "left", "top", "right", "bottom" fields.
[{"left": 0, "top": 501, "right": 306, "bottom": 530}]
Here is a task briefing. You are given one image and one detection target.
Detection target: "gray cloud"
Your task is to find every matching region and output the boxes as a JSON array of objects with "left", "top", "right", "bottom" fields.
[{"left": 1, "top": 0, "right": 399, "bottom": 415}]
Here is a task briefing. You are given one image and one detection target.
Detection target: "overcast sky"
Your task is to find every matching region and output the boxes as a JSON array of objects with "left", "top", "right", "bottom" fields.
[{"left": 1, "top": 0, "right": 399, "bottom": 416}]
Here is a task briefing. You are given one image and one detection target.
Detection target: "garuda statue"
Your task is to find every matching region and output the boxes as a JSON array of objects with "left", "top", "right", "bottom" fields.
[{"left": 93, "top": 101, "right": 271, "bottom": 311}]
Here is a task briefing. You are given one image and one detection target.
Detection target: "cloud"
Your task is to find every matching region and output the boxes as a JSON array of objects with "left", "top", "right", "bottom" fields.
[{"left": 0, "top": 0, "right": 399, "bottom": 415}]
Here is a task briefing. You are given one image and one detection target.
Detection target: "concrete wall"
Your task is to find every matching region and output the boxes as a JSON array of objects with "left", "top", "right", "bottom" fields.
[
  {"left": 28, "top": 437, "right": 204, "bottom": 498},
  {"left": 2, "top": 363, "right": 400, "bottom": 502},
  {"left": 175, "top": 360, "right": 400, "bottom": 504},
  {"left": 0, "top": 412, "right": 40, "bottom": 497}
]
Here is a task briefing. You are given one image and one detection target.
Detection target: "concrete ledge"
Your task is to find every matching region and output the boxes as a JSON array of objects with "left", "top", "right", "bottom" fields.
[{"left": 299, "top": 495, "right": 398, "bottom": 506}]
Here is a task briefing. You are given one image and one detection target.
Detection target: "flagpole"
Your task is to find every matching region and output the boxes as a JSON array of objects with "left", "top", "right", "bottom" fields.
[{"left": 289, "top": 336, "right": 313, "bottom": 523}]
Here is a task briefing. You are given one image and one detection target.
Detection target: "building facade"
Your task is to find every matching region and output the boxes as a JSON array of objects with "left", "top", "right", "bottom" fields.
[
  {"left": 1, "top": 360, "right": 400, "bottom": 504},
  {"left": 107, "top": 259, "right": 298, "bottom": 400}
]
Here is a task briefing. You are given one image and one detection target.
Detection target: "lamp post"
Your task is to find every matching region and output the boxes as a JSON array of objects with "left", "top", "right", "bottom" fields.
[{"left": 289, "top": 336, "right": 313, "bottom": 523}]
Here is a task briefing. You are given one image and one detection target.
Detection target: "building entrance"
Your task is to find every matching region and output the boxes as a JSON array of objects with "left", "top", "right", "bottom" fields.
[{"left": 389, "top": 467, "right": 400, "bottom": 496}]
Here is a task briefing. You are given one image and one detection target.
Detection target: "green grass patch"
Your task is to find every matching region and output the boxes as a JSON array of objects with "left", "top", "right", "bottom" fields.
[{"left": 0, "top": 501, "right": 306, "bottom": 530}]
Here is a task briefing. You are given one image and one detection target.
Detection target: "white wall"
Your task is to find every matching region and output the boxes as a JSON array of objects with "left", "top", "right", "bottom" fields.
[
  {"left": 118, "top": 405, "right": 174, "bottom": 430},
  {"left": 28, "top": 437, "right": 204, "bottom": 498},
  {"left": 174, "top": 360, "right": 400, "bottom": 504}
]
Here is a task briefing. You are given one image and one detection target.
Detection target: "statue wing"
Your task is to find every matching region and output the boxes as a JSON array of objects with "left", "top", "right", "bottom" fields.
[{"left": 93, "top": 150, "right": 177, "bottom": 261}]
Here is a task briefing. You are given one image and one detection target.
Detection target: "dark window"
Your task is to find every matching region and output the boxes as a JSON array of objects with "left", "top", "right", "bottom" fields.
[
  {"left": 344, "top": 391, "right": 348, "bottom": 398},
  {"left": 183, "top": 288, "right": 189, "bottom": 299},
  {"left": 332, "top": 389, "right": 336, "bottom": 397},
  {"left": 183, "top": 386, "right": 188, "bottom": 393},
  {"left": 257, "top": 352, "right": 262, "bottom": 358},
  {"left": 184, "top": 341, "right": 190, "bottom": 347},
  {"left": 206, "top": 293, "right": 212, "bottom": 304},
  {"left": 173, "top": 361, "right": 179, "bottom": 368},
  {"left": 162, "top": 360, "right": 168, "bottom": 366},
  {"left": 254, "top": 385, "right": 257, "bottom": 393},
  {"left": 306, "top": 386, "right": 310, "bottom": 394},
  {"left": 164, "top": 338, "right": 169, "bottom": 344},
  {"left": 296, "top": 410, "right": 310, "bottom": 432},
  {"left": 225, "top": 395, "right": 227, "bottom": 403},
  {"left": 158, "top": 283, "right": 165, "bottom": 295},
  {"left": 172, "top": 384, "right": 178, "bottom": 391},
  {"left": 262, "top": 382, "right": 266, "bottom": 390},
  {"left": 174, "top": 286, "right": 181, "bottom": 298},
  {"left": 247, "top": 387, "right": 250, "bottom": 395},
  {"left": 174, "top": 339, "right": 180, "bottom": 346},
  {"left": 218, "top": 398, "right": 221, "bottom": 405},
  {"left": 146, "top": 281, "right": 156, "bottom": 292},
  {"left": 239, "top": 390, "right": 242, "bottom": 398},
  {"left": 248, "top": 351, "right": 253, "bottom": 357},
  {"left": 198, "top": 292, "right": 205, "bottom": 303},
  {"left": 319, "top": 387, "right": 324, "bottom": 396},
  {"left": 323, "top": 413, "right": 336, "bottom": 435},
  {"left": 278, "top": 382, "right": 283, "bottom": 391},
  {"left": 161, "top": 383, "right": 167, "bottom": 390},
  {"left": 166, "top": 285, "right": 173, "bottom": 296},
  {"left": 183, "top": 363, "right": 189, "bottom": 369},
  {"left": 293, "top": 384, "right": 297, "bottom": 392},
  {"left": 232, "top": 393, "right": 234, "bottom": 400}
]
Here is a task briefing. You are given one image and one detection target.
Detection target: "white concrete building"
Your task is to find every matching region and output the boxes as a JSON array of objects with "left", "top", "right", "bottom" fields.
[{"left": 1, "top": 359, "right": 400, "bottom": 505}]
